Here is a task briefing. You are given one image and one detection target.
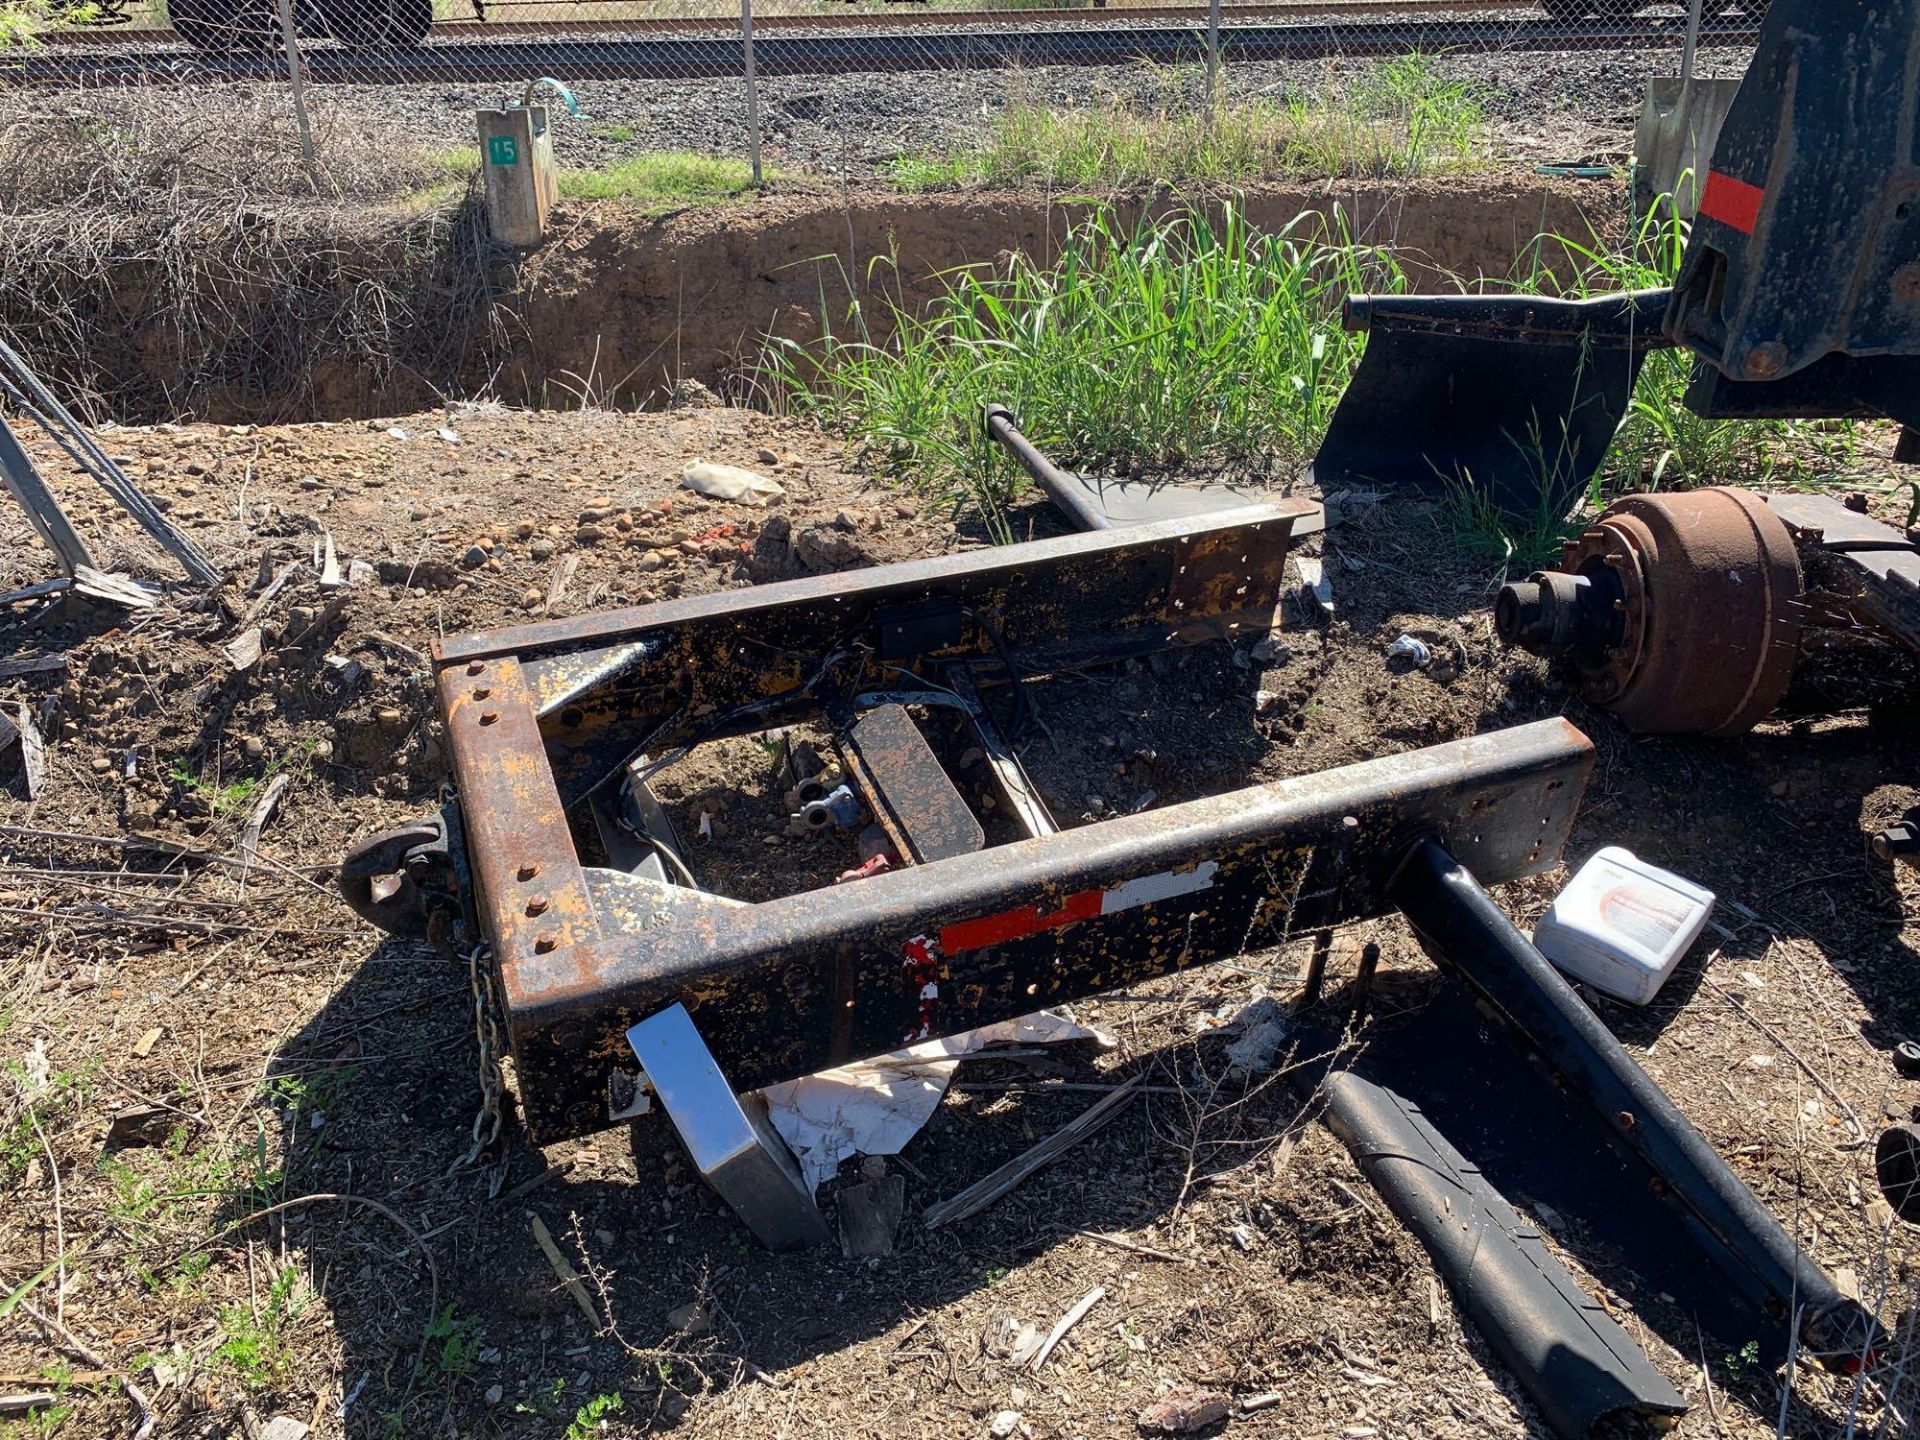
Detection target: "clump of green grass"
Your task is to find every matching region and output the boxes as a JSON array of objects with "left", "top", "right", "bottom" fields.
[
  {"left": 0, "top": 0, "right": 101, "bottom": 46},
  {"left": 217, "top": 1264, "right": 307, "bottom": 1389},
  {"left": 557, "top": 152, "right": 761, "bottom": 209},
  {"left": 761, "top": 202, "right": 1404, "bottom": 525},
  {"left": 400, "top": 148, "right": 761, "bottom": 214},
  {"left": 391, "top": 147, "right": 482, "bottom": 210},
  {"left": 768, "top": 184, "right": 1855, "bottom": 546},
  {"left": 1431, "top": 198, "right": 1862, "bottom": 569},
  {"left": 893, "top": 54, "right": 1487, "bottom": 192},
  {"left": 0, "top": 1055, "right": 95, "bottom": 1185}
]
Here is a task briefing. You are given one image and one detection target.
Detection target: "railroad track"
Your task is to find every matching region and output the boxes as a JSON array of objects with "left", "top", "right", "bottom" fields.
[
  {"left": 38, "top": 1, "right": 1630, "bottom": 43},
  {"left": 6, "top": 13, "right": 1761, "bottom": 84}
]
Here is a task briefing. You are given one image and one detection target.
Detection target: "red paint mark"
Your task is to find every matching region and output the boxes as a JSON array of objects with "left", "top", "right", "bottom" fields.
[
  {"left": 940, "top": 890, "right": 1103, "bottom": 954},
  {"left": 1700, "top": 171, "right": 1765, "bottom": 235},
  {"left": 903, "top": 934, "right": 940, "bottom": 1041}
]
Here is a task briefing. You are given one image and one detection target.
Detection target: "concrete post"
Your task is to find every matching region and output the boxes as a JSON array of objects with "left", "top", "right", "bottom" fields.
[{"left": 741, "top": 0, "right": 763, "bottom": 186}]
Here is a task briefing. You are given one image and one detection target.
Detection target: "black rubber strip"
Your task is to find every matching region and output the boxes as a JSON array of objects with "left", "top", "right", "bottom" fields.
[{"left": 1320, "top": 1068, "right": 1688, "bottom": 1439}]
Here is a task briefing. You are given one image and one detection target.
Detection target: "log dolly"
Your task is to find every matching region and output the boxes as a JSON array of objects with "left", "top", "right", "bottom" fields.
[{"left": 343, "top": 401, "right": 1882, "bottom": 1433}]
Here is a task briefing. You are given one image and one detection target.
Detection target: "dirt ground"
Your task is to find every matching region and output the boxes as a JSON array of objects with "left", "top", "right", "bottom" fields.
[{"left": 2, "top": 400, "right": 1920, "bottom": 1440}]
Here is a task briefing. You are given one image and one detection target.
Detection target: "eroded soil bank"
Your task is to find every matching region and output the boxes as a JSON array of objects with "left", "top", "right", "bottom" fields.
[{"left": 1, "top": 175, "right": 1620, "bottom": 425}]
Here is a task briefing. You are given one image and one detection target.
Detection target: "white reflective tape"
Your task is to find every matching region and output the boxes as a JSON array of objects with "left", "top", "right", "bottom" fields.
[{"left": 1100, "top": 860, "right": 1219, "bottom": 915}]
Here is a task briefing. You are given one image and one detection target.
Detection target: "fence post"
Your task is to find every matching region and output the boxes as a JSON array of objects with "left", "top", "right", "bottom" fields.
[
  {"left": 741, "top": 0, "right": 764, "bottom": 186},
  {"left": 273, "top": 0, "right": 318, "bottom": 182},
  {"left": 1204, "top": 0, "right": 1221, "bottom": 124},
  {"left": 1679, "top": 0, "right": 1703, "bottom": 87}
]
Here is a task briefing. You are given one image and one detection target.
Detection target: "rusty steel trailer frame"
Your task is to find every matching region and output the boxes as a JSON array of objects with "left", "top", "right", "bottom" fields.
[
  {"left": 342, "top": 494, "right": 1889, "bottom": 1433},
  {"left": 413, "top": 502, "right": 1592, "bottom": 1143}
]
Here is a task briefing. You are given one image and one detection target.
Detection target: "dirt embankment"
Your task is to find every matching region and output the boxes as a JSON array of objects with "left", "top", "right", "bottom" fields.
[
  {"left": 504, "top": 175, "right": 1617, "bottom": 409},
  {"left": 3, "top": 175, "right": 1620, "bottom": 426}
]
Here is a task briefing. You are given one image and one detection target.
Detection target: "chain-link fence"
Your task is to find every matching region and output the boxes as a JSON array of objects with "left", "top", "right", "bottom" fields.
[{"left": 2, "top": 0, "right": 1762, "bottom": 204}]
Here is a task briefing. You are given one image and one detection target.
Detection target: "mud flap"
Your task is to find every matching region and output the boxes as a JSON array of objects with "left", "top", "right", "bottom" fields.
[
  {"left": 1309, "top": 291, "right": 1673, "bottom": 522},
  {"left": 1321, "top": 1068, "right": 1689, "bottom": 1439}
]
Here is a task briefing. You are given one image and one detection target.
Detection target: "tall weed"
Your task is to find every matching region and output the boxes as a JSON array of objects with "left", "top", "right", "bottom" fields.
[{"left": 760, "top": 202, "right": 1405, "bottom": 520}]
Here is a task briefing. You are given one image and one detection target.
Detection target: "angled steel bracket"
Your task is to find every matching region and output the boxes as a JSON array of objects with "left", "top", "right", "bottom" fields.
[{"left": 626, "top": 1003, "right": 830, "bottom": 1251}]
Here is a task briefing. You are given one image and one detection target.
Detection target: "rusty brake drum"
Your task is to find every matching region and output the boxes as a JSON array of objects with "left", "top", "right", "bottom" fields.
[{"left": 1498, "top": 487, "right": 1804, "bottom": 736}]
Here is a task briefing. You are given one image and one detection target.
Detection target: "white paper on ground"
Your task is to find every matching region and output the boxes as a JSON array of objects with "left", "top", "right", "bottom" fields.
[
  {"left": 1294, "top": 555, "right": 1334, "bottom": 615},
  {"left": 761, "top": 1011, "right": 1111, "bottom": 1194},
  {"left": 682, "top": 460, "right": 785, "bottom": 506}
]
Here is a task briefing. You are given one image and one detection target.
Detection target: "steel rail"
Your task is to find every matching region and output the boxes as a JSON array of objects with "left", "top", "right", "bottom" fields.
[{"left": 4, "top": 14, "right": 1762, "bottom": 85}]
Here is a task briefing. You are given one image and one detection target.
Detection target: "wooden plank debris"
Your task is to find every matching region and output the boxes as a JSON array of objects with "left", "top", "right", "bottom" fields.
[
  {"left": 924, "top": 1076, "right": 1141, "bottom": 1229},
  {"left": 239, "top": 772, "right": 294, "bottom": 868},
  {"left": 0, "top": 409, "right": 95, "bottom": 574},
  {"left": 0, "top": 578, "right": 72, "bottom": 607},
  {"left": 0, "top": 334, "right": 220, "bottom": 585},
  {"left": 13, "top": 705, "right": 43, "bottom": 800},
  {"left": 222, "top": 628, "right": 264, "bottom": 672},
  {"left": 837, "top": 1175, "right": 906, "bottom": 1257},
  {"left": 71, "top": 566, "right": 159, "bottom": 610},
  {"left": 0, "top": 654, "right": 66, "bottom": 680},
  {"left": 240, "top": 563, "right": 300, "bottom": 628},
  {"left": 545, "top": 554, "right": 580, "bottom": 612},
  {"left": 318, "top": 533, "right": 344, "bottom": 591},
  {"left": 105, "top": 1106, "right": 183, "bottom": 1148},
  {"left": 281, "top": 594, "right": 347, "bottom": 650}
]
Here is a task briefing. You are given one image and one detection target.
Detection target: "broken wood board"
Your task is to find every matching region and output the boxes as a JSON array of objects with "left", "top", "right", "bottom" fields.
[
  {"left": 0, "top": 653, "right": 66, "bottom": 680},
  {"left": 239, "top": 772, "right": 294, "bottom": 868},
  {"left": 545, "top": 554, "right": 580, "bottom": 611},
  {"left": 72, "top": 566, "right": 159, "bottom": 610},
  {"left": 923, "top": 1076, "right": 1141, "bottom": 1228},
  {"left": 222, "top": 628, "right": 264, "bottom": 671},
  {"left": 527, "top": 1214, "right": 598, "bottom": 1328}
]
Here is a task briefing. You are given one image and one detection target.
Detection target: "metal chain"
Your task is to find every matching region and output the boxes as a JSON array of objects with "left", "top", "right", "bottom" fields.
[{"left": 456, "top": 940, "right": 506, "bottom": 1172}]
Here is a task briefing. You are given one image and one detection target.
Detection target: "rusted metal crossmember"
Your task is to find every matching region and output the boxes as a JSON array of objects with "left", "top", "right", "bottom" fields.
[{"left": 404, "top": 502, "right": 1594, "bottom": 1144}]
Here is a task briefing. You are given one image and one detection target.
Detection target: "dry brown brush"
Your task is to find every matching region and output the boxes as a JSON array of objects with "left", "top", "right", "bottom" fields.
[{"left": 0, "top": 89, "right": 512, "bottom": 423}]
